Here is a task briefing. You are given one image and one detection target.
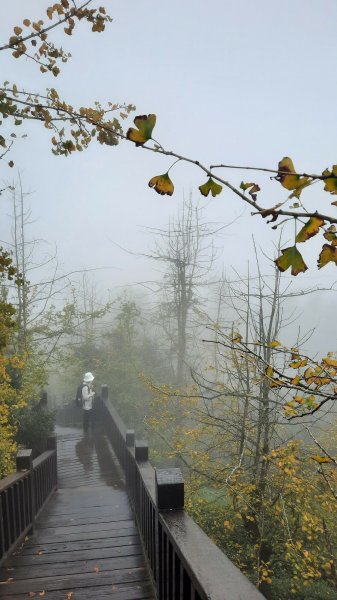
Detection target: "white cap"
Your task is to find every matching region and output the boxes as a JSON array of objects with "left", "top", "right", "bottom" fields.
[{"left": 83, "top": 372, "right": 94, "bottom": 383}]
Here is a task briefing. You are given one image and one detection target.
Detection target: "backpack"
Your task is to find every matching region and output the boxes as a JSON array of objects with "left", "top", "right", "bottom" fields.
[{"left": 75, "top": 383, "right": 83, "bottom": 407}]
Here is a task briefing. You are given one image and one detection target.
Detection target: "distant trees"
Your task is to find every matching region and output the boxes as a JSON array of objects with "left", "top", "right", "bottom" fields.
[
  {"left": 146, "top": 261, "right": 337, "bottom": 599},
  {"left": 139, "top": 198, "right": 219, "bottom": 385}
]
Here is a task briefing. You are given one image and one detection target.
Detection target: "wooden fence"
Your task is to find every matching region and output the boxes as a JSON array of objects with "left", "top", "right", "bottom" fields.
[
  {"left": 0, "top": 435, "right": 57, "bottom": 566},
  {"left": 101, "top": 385, "right": 265, "bottom": 600}
]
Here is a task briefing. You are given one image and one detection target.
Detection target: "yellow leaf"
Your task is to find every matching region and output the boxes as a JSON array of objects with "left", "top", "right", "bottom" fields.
[
  {"left": 311, "top": 455, "right": 332, "bottom": 464},
  {"left": 322, "top": 357, "right": 337, "bottom": 368},
  {"left": 304, "top": 367, "right": 314, "bottom": 380},
  {"left": 265, "top": 366, "right": 273, "bottom": 378},
  {"left": 291, "top": 375, "right": 301, "bottom": 385},
  {"left": 270, "top": 340, "right": 281, "bottom": 348},
  {"left": 296, "top": 217, "right": 325, "bottom": 243},
  {"left": 323, "top": 166, "right": 337, "bottom": 194},
  {"left": 126, "top": 114, "right": 156, "bottom": 146},
  {"left": 148, "top": 173, "right": 174, "bottom": 196},
  {"left": 289, "top": 359, "right": 307, "bottom": 368},
  {"left": 271, "top": 378, "right": 283, "bottom": 388},
  {"left": 318, "top": 244, "right": 337, "bottom": 269},
  {"left": 232, "top": 333, "right": 242, "bottom": 343},
  {"left": 277, "top": 157, "right": 311, "bottom": 197},
  {"left": 275, "top": 246, "right": 308, "bottom": 276}
]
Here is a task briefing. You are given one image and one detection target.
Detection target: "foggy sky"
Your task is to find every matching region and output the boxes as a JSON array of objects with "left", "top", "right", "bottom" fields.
[{"left": 1, "top": 1, "right": 337, "bottom": 355}]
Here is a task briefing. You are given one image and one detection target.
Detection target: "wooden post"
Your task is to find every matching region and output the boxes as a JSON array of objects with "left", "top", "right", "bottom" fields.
[
  {"left": 125, "top": 430, "right": 135, "bottom": 447},
  {"left": 156, "top": 468, "right": 184, "bottom": 510},
  {"left": 135, "top": 441, "right": 148, "bottom": 462},
  {"left": 101, "top": 384, "right": 108, "bottom": 401},
  {"left": 46, "top": 434, "right": 57, "bottom": 451},
  {"left": 47, "top": 435, "right": 58, "bottom": 490},
  {"left": 16, "top": 449, "right": 35, "bottom": 533}
]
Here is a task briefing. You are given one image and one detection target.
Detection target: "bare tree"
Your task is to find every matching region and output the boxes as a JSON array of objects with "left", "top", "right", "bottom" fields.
[{"left": 142, "top": 197, "right": 222, "bottom": 385}]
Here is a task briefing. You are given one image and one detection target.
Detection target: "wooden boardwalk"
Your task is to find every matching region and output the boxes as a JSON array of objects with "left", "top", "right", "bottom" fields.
[{"left": 0, "top": 426, "right": 155, "bottom": 600}]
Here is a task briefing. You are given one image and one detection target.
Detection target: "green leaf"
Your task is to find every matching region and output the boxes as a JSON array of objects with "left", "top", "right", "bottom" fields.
[
  {"left": 240, "top": 181, "right": 260, "bottom": 200},
  {"left": 148, "top": 172, "right": 174, "bottom": 196},
  {"left": 296, "top": 217, "right": 325, "bottom": 243},
  {"left": 198, "top": 177, "right": 222, "bottom": 197},
  {"left": 126, "top": 114, "right": 156, "bottom": 146},
  {"left": 275, "top": 246, "right": 308, "bottom": 276}
]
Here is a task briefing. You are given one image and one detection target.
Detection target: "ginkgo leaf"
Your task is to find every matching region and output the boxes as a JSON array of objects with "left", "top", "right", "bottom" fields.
[
  {"left": 148, "top": 173, "right": 174, "bottom": 196},
  {"left": 289, "top": 358, "right": 307, "bottom": 368},
  {"left": 311, "top": 455, "right": 332, "bottom": 464},
  {"left": 296, "top": 217, "right": 325, "bottom": 243},
  {"left": 199, "top": 177, "right": 223, "bottom": 198},
  {"left": 322, "top": 166, "right": 337, "bottom": 194},
  {"left": 308, "top": 376, "right": 331, "bottom": 387},
  {"left": 322, "top": 357, "right": 337, "bottom": 368},
  {"left": 275, "top": 246, "right": 308, "bottom": 276},
  {"left": 265, "top": 366, "right": 273, "bottom": 378},
  {"left": 318, "top": 244, "right": 337, "bottom": 269},
  {"left": 270, "top": 340, "right": 281, "bottom": 347},
  {"left": 126, "top": 114, "right": 156, "bottom": 146},
  {"left": 277, "top": 157, "right": 311, "bottom": 198},
  {"left": 323, "top": 231, "right": 337, "bottom": 246},
  {"left": 304, "top": 367, "right": 314, "bottom": 380},
  {"left": 291, "top": 375, "right": 301, "bottom": 385},
  {"left": 232, "top": 332, "right": 242, "bottom": 343},
  {"left": 270, "top": 378, "right": 283, "bottom": 388},
  {"left": 240, "top": 181, "right": 260, "bottom": 200}
]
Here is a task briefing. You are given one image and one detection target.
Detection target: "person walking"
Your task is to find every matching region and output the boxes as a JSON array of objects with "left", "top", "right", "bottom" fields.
[{"left": 81, "top": 372, "right": 95, "bottom": 433}]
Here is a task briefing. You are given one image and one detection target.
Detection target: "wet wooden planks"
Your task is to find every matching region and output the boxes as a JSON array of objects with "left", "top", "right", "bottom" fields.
[{"left": 0, "top": 426, "right": 155, "bottom": 599}]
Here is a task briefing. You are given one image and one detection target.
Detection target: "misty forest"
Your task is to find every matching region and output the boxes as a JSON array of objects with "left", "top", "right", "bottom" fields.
[{"left": 0, "top": 3, "right": 336, "bottom": 600}]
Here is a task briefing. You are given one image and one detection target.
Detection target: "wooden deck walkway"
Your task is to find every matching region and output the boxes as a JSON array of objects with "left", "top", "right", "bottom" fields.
[{"left": 0, "top": 426, "right": 155, "bottom": 600}]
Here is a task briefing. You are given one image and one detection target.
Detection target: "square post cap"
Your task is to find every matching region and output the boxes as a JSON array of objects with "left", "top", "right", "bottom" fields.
[
  {"left": 156, "top": 468, "right": 184, "bottom": 510},
  {"left": 135, "top": 440, "right": 148, "bottom": 462}
]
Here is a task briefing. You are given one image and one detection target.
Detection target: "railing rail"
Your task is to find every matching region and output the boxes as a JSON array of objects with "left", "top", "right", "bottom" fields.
[
  {"left": 101, "top": 385, "right": 265, "bottom": 600},
  {"left": 0, "top": 435, "right": 57, "bottom": 566}
]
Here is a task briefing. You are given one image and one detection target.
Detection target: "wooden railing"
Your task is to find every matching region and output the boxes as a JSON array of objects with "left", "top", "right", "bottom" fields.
[
  {"left": 0, "top": 435, "right": 57, "bottom": 566},
  {"left": 101, "top": 385, "right": 265, "bottom": 600}
]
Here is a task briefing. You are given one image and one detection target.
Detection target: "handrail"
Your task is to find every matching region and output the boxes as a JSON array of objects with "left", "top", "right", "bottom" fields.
[
  {"left": 101, "top": 385, "right": 265, "bottom": 600},
  {"left": 0, "top": 435, "right": 57, "bottom": 566}
]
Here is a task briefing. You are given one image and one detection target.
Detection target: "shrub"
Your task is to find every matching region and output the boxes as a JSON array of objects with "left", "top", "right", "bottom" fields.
[{"left": 15, "top": 406, "right": 55, "bottom": 457}]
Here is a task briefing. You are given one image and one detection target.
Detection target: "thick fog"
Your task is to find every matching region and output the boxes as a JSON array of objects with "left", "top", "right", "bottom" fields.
[{"left": 1, "top": 1, "right": 337, "bottom": 362}]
